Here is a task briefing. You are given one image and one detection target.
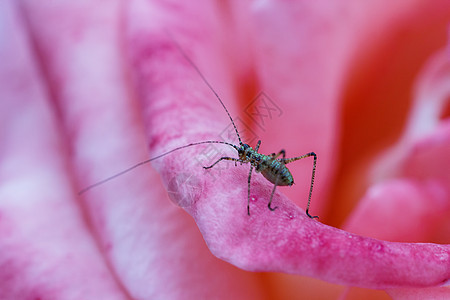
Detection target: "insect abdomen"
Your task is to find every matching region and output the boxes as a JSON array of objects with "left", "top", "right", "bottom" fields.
[{"left": 260, "top": 160, "right": 293, "bottom": 186}]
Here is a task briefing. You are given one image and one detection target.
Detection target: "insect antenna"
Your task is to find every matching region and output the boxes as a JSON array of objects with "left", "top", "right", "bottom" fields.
[
  {"left": 78, "top": 140, "right": 238, "bottom": 195},
  {"left": 80, "top": 35, "right": 243, "bottom": 195},
  {"left": 168, "top": 35, "right": 243, "bottom": 146}
]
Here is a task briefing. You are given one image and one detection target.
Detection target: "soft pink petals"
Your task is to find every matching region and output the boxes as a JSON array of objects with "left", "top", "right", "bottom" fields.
[
  {"left": 5, "top": 0, "right": 265, "bottom": 298},
  {"left": 387, "top": 287, "right": 450, "bottom": 300},
  {"left": 345, "top": 49, "right": 450, "bottom": 243},
  {"left": 340, "top": 10, "right": 450, "bottom": 296},
  {"left": 126, "top": 0, "right": 450, "bottom": 289},
  {"left": 0, "top": 1, "right": 127, "bottom": 298},
  {"left": 344, "top": 179, "right": 449, "bottom": 242},
  {"left": 2, "top": 0, "right": 450, "bottom": 297}
]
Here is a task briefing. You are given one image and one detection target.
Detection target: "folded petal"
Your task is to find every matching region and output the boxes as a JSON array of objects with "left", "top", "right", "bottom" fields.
[
  {"left": 16, "top": 0, "right": 266, "bottom": 298},
  {"left": 347, "top": 47, "right": 450, "bottom": 243},
  {"left": 344, "top": 179, "right": 449, "bottom": 242},
  {"left": 126, "top": 1, "right": 450, "bottom": 288}
]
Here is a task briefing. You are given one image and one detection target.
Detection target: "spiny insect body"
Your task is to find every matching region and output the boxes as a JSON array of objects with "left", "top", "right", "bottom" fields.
[{"left": 80, "top": 36, "right": 318, "bottom": 219}]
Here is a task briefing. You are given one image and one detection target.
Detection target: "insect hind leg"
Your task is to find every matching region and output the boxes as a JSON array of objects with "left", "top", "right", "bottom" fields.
[{"left": 281, "top": 152, "right": 319, "bottom": 219}]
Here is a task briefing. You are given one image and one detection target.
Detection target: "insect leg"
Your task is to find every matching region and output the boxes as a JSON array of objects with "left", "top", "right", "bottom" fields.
[
  {"left": 267, "top": 149, "right": 285, "bottom": 211},
  {"left": 255, "top": 140, "right": 261, "bottom": 152},
  {"left": 245, "top": 140, "right": 260, "bottom": 216},
  {"left": 247, "top": 165, "right": 254, "bottom": 216},
  {"left": 272, "top": 149, "right": 286, "bottom": 159},
  {"left": 203, "top": 157, "right": 242, "bottom": 169},
  {"left": 281, "top": 152, "right": 318, "bottom": 219},
  {"left": 268, "top": 177, "right": 279, "bottom": 211}
]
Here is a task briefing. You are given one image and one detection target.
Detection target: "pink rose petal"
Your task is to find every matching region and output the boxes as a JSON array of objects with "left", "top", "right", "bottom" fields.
[
  {"left": 344, "top": 179, "right": 449, "bottom": 242},
  {"left": 0, "top": 1, "right": 127, "bottom": 298},
  {"left": 4, "top": 0, "right": 450, "bottom": 297},
  {"left": 346, "top": 45, "right": 450, "bottom": 244},
  {"left": 126, "top": 1, "right": 450, "bottom": 288},
  {"left": 8, "top": 0, "right": 266, "bottom": 298},
  {"left": 387, "top": 286, "right": 450, "bottom": 300}
]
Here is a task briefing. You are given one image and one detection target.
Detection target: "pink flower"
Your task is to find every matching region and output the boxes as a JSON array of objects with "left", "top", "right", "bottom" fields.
[{"left": 1, "top": 0, "right": 449, "bottom": 299}]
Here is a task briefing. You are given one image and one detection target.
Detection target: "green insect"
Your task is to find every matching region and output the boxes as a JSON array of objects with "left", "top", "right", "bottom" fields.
[{"left": 80, "top": 37, "right": 318, "bottom": 219}]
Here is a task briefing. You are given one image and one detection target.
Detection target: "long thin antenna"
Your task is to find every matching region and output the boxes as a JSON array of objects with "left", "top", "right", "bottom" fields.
[
  {"left": 78, "top": 140, "right": 238, "bottom": 195},
  {"left": 167, "top": 33, "right": 243, "bottom": 145}
]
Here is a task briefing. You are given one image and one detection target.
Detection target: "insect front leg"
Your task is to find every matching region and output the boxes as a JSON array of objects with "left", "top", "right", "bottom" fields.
[
  {"left": 203, "top": 157, "right": 242, "bottom": 169},
  {"left": 281, "top": 152, "right": 318, "bottom": 219}
]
